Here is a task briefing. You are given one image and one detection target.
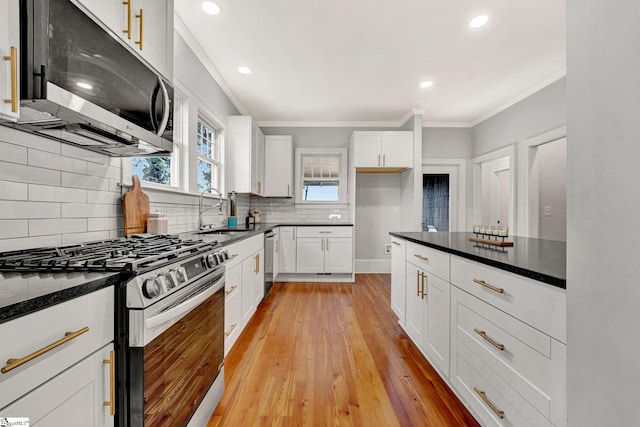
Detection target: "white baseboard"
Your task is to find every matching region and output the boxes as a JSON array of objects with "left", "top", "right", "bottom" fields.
[
  {"left": 355, "top": 259, "right": 391, "bottom": 273},
  {"left": 275, "top": 273, "right": 354, "bottom": 283}
]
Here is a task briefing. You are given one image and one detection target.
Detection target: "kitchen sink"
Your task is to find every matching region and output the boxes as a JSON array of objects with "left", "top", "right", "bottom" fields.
[{"left": 197, "top": 229, "right": 252, "bottom": 235}]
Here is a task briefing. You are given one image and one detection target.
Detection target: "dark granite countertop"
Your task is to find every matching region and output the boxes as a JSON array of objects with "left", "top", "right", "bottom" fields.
[
  {"left": 389, "top": 231, "right": 566, "bottom": 289},
  {"left": 0, "top": 271, "right": 124, "bottom": 325}
]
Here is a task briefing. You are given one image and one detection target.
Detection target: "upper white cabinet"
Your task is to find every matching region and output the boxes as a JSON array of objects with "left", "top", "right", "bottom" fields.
[
  {"left": 0, "top": 0, "right": 20, "bottom": 122},
  {"left": 76, "top": 0, "right": 174, "bottom": 78},
  {"left": 227, "top": 116, "right": 265, "bottom": 196},
  {"left": 264, "top": 135, "right": 294, "bottom": 197},
  {"left": 351, "top": 131, "right": 413, "bottom": 171}
]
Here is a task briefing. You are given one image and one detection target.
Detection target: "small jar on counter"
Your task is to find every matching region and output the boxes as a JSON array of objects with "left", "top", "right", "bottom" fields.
[{"left": 147, "top": 211, "right": 168, "bottom": 234}]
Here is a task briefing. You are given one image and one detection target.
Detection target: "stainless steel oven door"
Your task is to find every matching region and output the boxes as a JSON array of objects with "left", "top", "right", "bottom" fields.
[{"left": 127, "top": 269, "right": 225, "bottom": 427}]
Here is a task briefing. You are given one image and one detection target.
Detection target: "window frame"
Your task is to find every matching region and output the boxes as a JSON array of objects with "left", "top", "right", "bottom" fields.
[
  {"left": 196, "top": 115, "right": 223, "bottom": 194},
  {"left": 294, "top": 147, "right": 348, "bottom": 205}
]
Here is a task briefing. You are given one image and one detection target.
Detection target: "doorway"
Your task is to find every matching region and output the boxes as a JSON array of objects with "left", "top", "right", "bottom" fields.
[{"left": 423, "top": 174, "right": 449, "bottom": 232}]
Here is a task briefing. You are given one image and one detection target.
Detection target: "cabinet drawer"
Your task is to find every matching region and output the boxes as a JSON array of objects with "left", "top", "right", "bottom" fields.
[
  {"left": 224, "top": 234, "right": 263, "bottom": 270},
  {"left": 225, "top": 264, "right": 241, "bottom": 305},
  {"left": 296, "top": 226, "right": 353, "bottom": 238},
  {"left": 0, "top": 287, "right": 114, "bottom": 408},
  {"left": 453, "top": 341, "right": 551, "bottom": 427},
  {"left": 406, "top": 241, "right": 450, "bottom": 281},
  {"left": 450, "top": 256, "right": 566, "bottom": 343},
  {"left": 224, "top": 299, "right": 242, "bottom": 356},
  {"left": 453, "top": 287, "right": 558, "bottom": 419}
]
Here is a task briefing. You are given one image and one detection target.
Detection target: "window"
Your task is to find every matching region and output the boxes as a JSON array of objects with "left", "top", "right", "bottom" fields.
[
  {"left": 197, "top": 118, "right": 221, "bottom": 193},
  {"left": 295, "top": 148, "right": 347, "bottom": 204}
]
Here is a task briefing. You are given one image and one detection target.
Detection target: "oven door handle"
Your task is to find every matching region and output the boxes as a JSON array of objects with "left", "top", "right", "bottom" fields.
[{"left": 145, "top": 275, "right": 223, "bottom": 329}]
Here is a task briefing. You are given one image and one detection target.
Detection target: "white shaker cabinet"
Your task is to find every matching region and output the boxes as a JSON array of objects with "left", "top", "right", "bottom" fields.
[
  {"left": 264, "top": 135, "right": 294, "bottom": 197},
  {"left": 352, "top": 131, "right": 413, "bottom": 170},
  {"left": 0, "top": 0, "right": 20, "bottom": 122},
  {"left": 76, "top": 0, "right": 174, "bottom": 78},
  {"left": 296, "top": 227, "right": 353, "bottom": 274},
  {"left": 227, "top": 116, "right": 265, "bottom": 196},
  {"left": 241, "top": 248, "right": 264, "bottom": 328},
  {"left": 390, "top": 237, "right": 406, "bottom": 326},
  {"left": 278, "top": 227, "right": 297, "bottom": 273}
]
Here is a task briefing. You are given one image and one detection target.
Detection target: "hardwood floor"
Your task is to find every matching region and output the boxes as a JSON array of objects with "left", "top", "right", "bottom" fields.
[{"left": 208, "top": 274, "right": 479, "bottom": 426}]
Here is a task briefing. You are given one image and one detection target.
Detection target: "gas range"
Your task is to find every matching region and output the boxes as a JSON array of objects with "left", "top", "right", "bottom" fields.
[{"left": 0, "top": 234, "right": 217, "bottom": 274}]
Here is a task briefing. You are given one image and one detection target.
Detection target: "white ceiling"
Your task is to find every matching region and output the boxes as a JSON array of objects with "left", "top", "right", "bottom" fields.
[{"left": 175, "top": 0, "right": 566, "bottom": 126}]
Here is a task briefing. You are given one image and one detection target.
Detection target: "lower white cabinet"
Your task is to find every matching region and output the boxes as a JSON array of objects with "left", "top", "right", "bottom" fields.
[
  {"left": 1, "top": 343, "right": 115, "bottom": 427},
  {"left": 278, "top": 227, "right": 297, "bottom": 273},
  {"left": 295, "top": 227, "right": 353, "bottom": 275},
  {"left": 390, "top": 238, "right": 406, "bottom": 325},
  {"left": 224, "top": 234, "right": 265, "bottom": 353}
]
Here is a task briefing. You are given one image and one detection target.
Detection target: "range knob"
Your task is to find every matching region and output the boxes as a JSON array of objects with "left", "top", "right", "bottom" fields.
[
  {"left": 142, "top": 277, "right": 162, "bottom": 299},
  {"left": 205, "top": 254, "right": 217, "bottom": 268},
  {"left": 164, "top": 271, "right": 178, "bottom": 289},
  {"left": 176, "top": 267, "right": 188, "bottom": 284},
  {"left": 222, "top": 250, "right": 229, "bottom": 261}
]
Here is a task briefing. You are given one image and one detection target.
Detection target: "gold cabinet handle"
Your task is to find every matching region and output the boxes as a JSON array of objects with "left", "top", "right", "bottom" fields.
[
  {"left": 416, "top": 271, "right": 421, "bottom": 297},
  {"left": 378, "top": 154, "right": 381, "bottom": 166},
  {"left": 225, "top": 323, "right": 238, "bottom": 337},
  {"left": 287, "top": 184, "right": 290, "bottom": 196},
  {"left": 122, "top": 1, "right": 132, "bottom": 39},
  {"left": 257, "top": 181, "right": 261, "bottom": 194},
  {"left": 473, "top": 278, "right": 504, "bottom": 294},
  {"left": 473, "top": 387, "right": 505, "bottom": 419},
  {"left": 392, "top": 241, "right": 401, "bottom": 246},
  {"left": 383, "top": 154, "right": 386, "bottom": 166},
  {"left": 414, "top": 254, "right": 429, "bottom": 261},
  {"left": 135, "top": 9, "right": 144, "bottom": 50},
  {"left": 255, "top": 253, "right": 260, "bottom": 274},
  {"left": 473, "top": 328, "right": 505, "bottom": 351},
  {"left": 3, "top": 46, "right": 17, "bottom": 113},
  {"left": 325, "top": 238, "right": 329, "bottom": 251},
  {"left": 1, "top": 327, "right": 90, "bottom": 374},
  {"left": 225, "top": 284, "right": 238, "bottom": 295},
  {"left": 321, "top": 238, "right": 324, "bottom": 251},
  {"left": 421, "top": 272, "right": 427, "bottom": 299},
  {"left": 103, "top": 351, "right": 115, "bottom": 416},
  {"left": 275, "top": 240, "right": 278, "bottom": 253}
]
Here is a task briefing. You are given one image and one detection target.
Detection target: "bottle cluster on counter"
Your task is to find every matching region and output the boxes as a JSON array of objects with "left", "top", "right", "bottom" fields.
[{"left": 472, "top": 225, "right": 509, "bottom": 237}]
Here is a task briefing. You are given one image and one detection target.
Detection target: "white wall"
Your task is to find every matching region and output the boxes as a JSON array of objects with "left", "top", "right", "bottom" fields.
[
  {"left": 536, "top": 138, "right": 566, "bottom": 241},
  {"left": 567, "top": 0, "right": 640, "bottom": 424},
  {"left": 422, "top": 127, "right": 472, "bottom": 159}
]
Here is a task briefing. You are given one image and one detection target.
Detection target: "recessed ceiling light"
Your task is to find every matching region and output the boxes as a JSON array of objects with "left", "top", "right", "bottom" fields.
[
  {"left": 420, "top": 81, "right": 433, "bottom": 88},
  {"left": 202, "top": 1, "right": 220, "bottom": 15},
  {"left": 76, "top": 82, "right": 93, "bottom": 90},
  {"left": 469, "top": 15, "right": 489, "bottom": 28},
  {"left": 238, "top": 66, "right": 251, "bottom": 74}
]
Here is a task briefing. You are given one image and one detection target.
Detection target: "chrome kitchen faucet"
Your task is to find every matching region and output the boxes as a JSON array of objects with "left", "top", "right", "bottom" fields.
[{"left": 198, "top": 186, "right": 223, "bottom": 230}]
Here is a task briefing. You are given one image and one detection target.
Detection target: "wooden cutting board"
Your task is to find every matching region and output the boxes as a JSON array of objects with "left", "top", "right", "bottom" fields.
[{"left": 123, "top": 175, "right": 150, "bottom": 236}]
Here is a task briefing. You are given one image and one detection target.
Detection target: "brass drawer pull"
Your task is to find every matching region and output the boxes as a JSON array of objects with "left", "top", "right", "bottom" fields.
[
  {"left": 473, "top": 387, "right": 505, "bottom": 419},
  {"left": 255, "top": 253, "right": 260, "bottom": 273},
  {"left": 473, "top": 278, "right": 504, "bottom": 294},
  {"left": 103, "top": 350, "right": 115, "bottom": 416},
  {"left": 319, "top": 231, "right": 332, "bottom": 234},
  {"left": 3, "top": 46, "right": 18, "bottom": 112},
  {"left": 1, "top": 327, "right": 90, "bottom": 374},
  {"left": 414, "top": 254, "right": 429, "bottom": 261},
  {"left": 122, "top": 0, "right": 132, "bottom": 39},
  {"left": 135, "top": 9, "right": 144, "bottom": 50},
  {"left": 392, "top": 241, "right": 401, "bottom": 246},
  {"left": 225, "top": 323, "right": 238, "bottom": 337},
  {"left": 473, "top": 328, "right": 505, "bottom": 351},
  {"left": 225, "top": 284, "right": 238, "bottom": 295}
]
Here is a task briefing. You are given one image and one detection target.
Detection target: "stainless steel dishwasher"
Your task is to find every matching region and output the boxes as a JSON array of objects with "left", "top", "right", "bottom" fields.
[{"left": 264, "top": 229, "right": 279, "bottom": 296}]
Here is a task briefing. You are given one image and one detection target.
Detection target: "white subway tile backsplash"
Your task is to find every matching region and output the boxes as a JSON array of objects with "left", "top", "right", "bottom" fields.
[
  {"left": 61, "top": 143, "right": 111, "bottom": 165},
  {"left": 87, "top": 190, "right": 121, "bottom": 204},
  {"left": 61, "top": 231, "right": 111, "bottom": 245},
  {"left": 61, "top": 203, "right": 119, "bottom": 218},
  {"left": 29, "top": 184, "right": 87, "bottom": 203},
  {"left": 87, "top": 217, "right": 123, "bottom": 232},
  {"left": 0, "top": 220, "right": 29, "bottom": 238},
  {"left": 61, "top": 172, "right": 111, "bottom": 191},
  {"left": 29, "top": 218, "right": 87, "bottom": 236},
  {"left": 0, "top": 181, "right": 28, "bottom": 201},
  {"left": 0, "top": 127, "right": 61, "bottom": 154},
  {"left": 0, "top": 141, "right": 28, "bottom": 164},
  {"left": 28, "top": 149, "right": 88, "bottom": 174},
  {"left": 0, "top": 201, "right": 60, "bottom": 219},
  {"left": 87, "top": 162, "right": 120, "bottom": 180},
  {"left": 0, "top": 161, "right": 61, "bottom": 185},
  {"left": 0, "top": 234, "right": 62, "bottom": 251}
]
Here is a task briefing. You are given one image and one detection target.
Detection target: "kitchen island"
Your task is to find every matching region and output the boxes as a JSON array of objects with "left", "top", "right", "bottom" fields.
[{"left": 389, "top": 231, "right": 566, "bottom": 427}]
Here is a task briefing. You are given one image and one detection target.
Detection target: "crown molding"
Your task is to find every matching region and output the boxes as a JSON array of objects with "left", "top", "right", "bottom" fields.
[
  {"left": 422, "top": 121, "right": 474, "bottom": 128},
  {"left": 257, "top": 109, "right": 427, "bottom": 128},
  {"left": 174, "top": 13, "right": 248, "bottom": 116},
  {"left": 470, "top": 68, "right": 567, "bottom": 127}
]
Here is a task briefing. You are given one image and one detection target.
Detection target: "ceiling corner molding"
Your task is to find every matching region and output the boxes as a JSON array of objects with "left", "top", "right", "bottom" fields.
[
  {"left": 256, "top": 120, "right": 400, "bottom": 128},
  {"left": 470, "top": 68, "right": 567, "bottom": 127},
  {"left": 174, "top": 13, "right": 249, "bottom": 116},
  {"left": 422, "top": 121, "right": 474, "bottom": 128}
]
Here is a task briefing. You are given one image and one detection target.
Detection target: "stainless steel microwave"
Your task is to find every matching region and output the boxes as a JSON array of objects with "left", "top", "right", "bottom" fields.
[{"left": 4, "top": 0, "right": 174, "bottom": 156}]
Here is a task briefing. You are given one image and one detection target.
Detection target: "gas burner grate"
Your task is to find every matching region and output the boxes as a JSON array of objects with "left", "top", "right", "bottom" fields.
[{"left": 0, "top": 235, "right": 218, "bottom": 273}]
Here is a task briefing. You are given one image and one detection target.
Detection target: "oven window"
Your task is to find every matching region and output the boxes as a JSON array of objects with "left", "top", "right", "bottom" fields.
[{"left": 143, "top": 287, "right": 224, "bottom": 426}]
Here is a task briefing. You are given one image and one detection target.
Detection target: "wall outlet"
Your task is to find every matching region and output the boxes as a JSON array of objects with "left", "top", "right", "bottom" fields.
[
  {"left": 544, "top": 206, "right": 552, "bottom": 217},
  {"left": 384, "top": 244, "right": 391, "bottom": 254}
]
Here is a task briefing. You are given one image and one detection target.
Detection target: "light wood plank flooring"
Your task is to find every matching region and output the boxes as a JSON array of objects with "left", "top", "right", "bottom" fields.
[{"left": 208, "top": 274, "right": 478, "bottom": 426}]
